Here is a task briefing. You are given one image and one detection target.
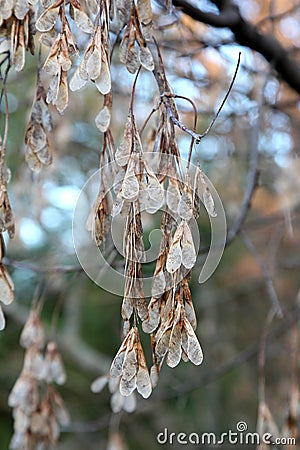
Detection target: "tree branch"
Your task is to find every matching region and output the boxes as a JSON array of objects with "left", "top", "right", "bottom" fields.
[{"left": 173, "top": 0, "right": 300, "bottom": 95}]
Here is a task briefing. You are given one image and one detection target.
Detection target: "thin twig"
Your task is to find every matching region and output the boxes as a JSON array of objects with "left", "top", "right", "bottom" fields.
[{"left": 197, "top": 51, "right": 241, "bottom": 141}]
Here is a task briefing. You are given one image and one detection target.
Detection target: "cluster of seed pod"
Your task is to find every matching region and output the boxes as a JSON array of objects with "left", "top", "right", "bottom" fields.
[
  {"left": 118, "top": 0, "right": 154, "bottom": 73},
  {"left": 8, "top": 308, "right": 69, "bottom": 450},
  {"left": 36, "top": 0, "right": 79, "bottom": 113},
  {"left": 91, "top": 364, "right": 137, "bottom": 413},
  {"left": 25, "top": 80, "right": 53, "bottom": 171},
  {"left": 88, "top": 93, "right": 220, "bottom": 399},
  {"left": 0, "top": 0, "right": 35, "bottom": 71},
  {"left": 0, "top": 0, "right": 215, "bottom": 405},
  {"left": 0, "top": 0, "right": 157, "bottom": 177}
]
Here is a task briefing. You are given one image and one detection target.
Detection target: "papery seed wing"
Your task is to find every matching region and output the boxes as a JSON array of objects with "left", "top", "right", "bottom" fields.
[
  {"left": 137, "top": 0, "right": 152, "bottom": 24},
  {"left": 45, "top": 342, "right": 67, "bottom": 384},
  {"left": 182, "top": 318, "right": 203, "bottom": 366},
  {"left": 13, "top": 42, "right": 25, "bottom": 72},
  {"left": 0, "top": 305, "right": 5, "bottom": 331},
  {"left": 74, "top": 8, "right": 94, "bottom": 34},
  {"left": 46, "top": 72, "right": 60, "bottom": 104},
  {"left": 69, "top": 65, "right": 88, "bottom": 91},
  {"left": 95, "top": 105, "right": 111, "bottom": 132},
  {"left": 181, "top": 222, "right": 196, "bottom": 269},
  {"left": 126, "top": 45, "right": 140, "bottom": 74},
  {"left": 26, "top": 147, "right": 42, "bottom": 172},
  {"left": 166, "top": 241, "right": 182, "bottom": 274},
  {"left": 110, "top": 328, "right": 135, "bottom": 377},
  {"left": 148, "top": 174, "right": 164, "bottom": 201},
  {"left": 13, "top": 408, "right": 30, "bottom": 433},
  {"left": 87, "top": 0, "right": 99, "bottom": 15},
  {"left": 139, "top": 45, "right": 154, "bottom": 71},
  {"left": 120, "top": 374, "right": 136, "bottom": 396},
  {"left": 182, "top": 242, "right": 197, "bottom": 269},
  {"left": 185, "top": 298, "right": 197, "bottom": 330},
  {"left": 113, "top": 170, "right": 125, "bottom": 194},
  {"left": 121, "top": 348, "right": 137, "bottom": 381},
  {"left": 20, "top": 310, "right": 44, "bottom": 349},
  {"left": 28, "top": 124, "right": 47, "bottom": 152},
  {"left": 119, "top": 33, "right": 129, "bottom": 64},
  {"left": 115, "top": 139, "right": 131, "bottom": 167},
  {"left": 203, "top": 187, "right": 217, "bottom": 217},
  {"left": 52, "top": 390, "right": 70, "bottom": 426},
  {"left": 87, "top": 47, "right": 102, "bottom": 80},
  {"left": 91, "top": 375, "right": 109, "bottom": 393},
  {"left": 43, "top": 42, "right": 60, "bottom": 76},
  {"left": 150, "top": 364, "right": 159, "bottom": 388},
  {"left": 136, "top": 340, "right": 152, "bottom": 398},
  {"left": 166, "top": 322, "right": 182, "bottom": 368},
  {"left": 0, "top": 266, "right": 14, "bottom": 305},
  {"left": 2, "top": 264, "right": 14, "bottom": 292},
  {"left": 151, "top": 271, "right": 166, "bottom": 298},
  {"left": 181, "top": 349, "right": 189, "bottom": 362},
  {"left": 116, "top": 0, "right": 132, "bottom": 25},
  {"left": 142, "top": 297, "right": 160, "bottom": 334},
  {"left": 135, "top": 294, "right": 148, "bottom": 321},
  {"left": 40, "top": 99, "right": 53, "bottom": 132},
  {"left": 8, "top": 376, "right": 29, "bottom": 408},
  {"left": 110, "top": 349, "right": 126, "bottom": 378},
  {"left": 14, "top": 0, "right": 29, "bottom": 20},
  {"left": 95, "top": 51, "right": 111, "bottom": 94},
  {"left": 36, "top": 5, "right": 60, "bottom": 32},
  {"left": 58, "top": 52, "right": 72, "bottom": 72},
  {"left": 36, "top": 145, "right": 52, "bottom": 166},
  {"left": 121, "top": 295, "right": 133, "bottom": 320},
  {"left": 110, "top": 391, "right": 124, "bottom": 413},
  {"left": 121, "top": 163, "right": 139, "bottom": 200},
  {"left": 136, "top": 366, "right": 152, "bottom": 398},
  {"left": 123, "top": 392, "right": 136, "bottom": 412},
  {"left": 39, "top": 29, "right": 56, "bottom": 48},
  {"left": 155, "top": 328, "right": 171, "bottom": 358},
  {"left": 24, "top": 347, "right": 46, "bottom": 380},
  {"left": 111, "top": 192, "right": 124, "bottom": 217},
  {"left": 108, "top": 375, "right": 120, "bottom": 393},
  {"left": 178, "top": 190, "right": 193, "bottom": 221},
  {"left": 0, "top": 0, "right": 13, "bottom": 21},
  {"left": 167, "top": 179, "right": 181, "bottom": 213},
  {"left": 53, "top": 70, "right": 68, "bottom": 113}
]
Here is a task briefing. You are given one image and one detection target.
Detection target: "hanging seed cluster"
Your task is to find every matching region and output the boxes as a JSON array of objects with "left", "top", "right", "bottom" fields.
[
  {"left": 90, "top": 89, "right": 218, "bottom": 403},
  {"left": 0, "top": 0, "right": 35, "bottom": 71},
  {"left": 0, "top": 0, "right": 218, "bottom": 408},
  {"left": 8, "top": 309, "right": 69, "bottom": 450}
]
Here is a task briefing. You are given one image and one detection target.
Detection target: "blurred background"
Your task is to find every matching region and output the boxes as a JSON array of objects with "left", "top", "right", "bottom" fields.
[{"left": 0, "top": 0, "right": 300, "bottom": 448}]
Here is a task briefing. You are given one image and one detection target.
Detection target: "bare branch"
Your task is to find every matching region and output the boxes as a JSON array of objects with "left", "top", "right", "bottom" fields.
[{"left": 173, "top": 0, "right": 300, "bottom": 95}]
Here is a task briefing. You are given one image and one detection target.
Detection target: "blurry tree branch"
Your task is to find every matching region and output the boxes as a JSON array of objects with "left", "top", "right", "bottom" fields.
[{"left": 172, "top": 0, "right": 300, "bottom": 95}]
